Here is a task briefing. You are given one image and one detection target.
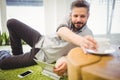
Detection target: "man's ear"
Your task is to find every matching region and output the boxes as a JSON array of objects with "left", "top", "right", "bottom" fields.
[
  {"left": 69, "top": 12, "right": 72, "bottom": 19},
  {"left": 87, "top": 12, "right": 90, "bottom": 19}
]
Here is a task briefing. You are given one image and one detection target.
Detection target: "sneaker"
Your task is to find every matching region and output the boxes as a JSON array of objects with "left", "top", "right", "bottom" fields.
[{"left": 0, "top": 50, "right": 11, "bottom": 61}]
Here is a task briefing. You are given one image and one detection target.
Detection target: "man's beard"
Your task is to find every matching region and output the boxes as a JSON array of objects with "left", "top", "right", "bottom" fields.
[{"left": 74, "top": 22, "right": 86, "bottom": 29}]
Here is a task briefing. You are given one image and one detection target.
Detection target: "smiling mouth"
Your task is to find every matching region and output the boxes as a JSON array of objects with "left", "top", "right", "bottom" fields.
[
  {"left": 76, "top": 23, "right": 82, "bottom": 25},
  {"left": 76, "top": 23, "right": 82, "bottom": 26}
]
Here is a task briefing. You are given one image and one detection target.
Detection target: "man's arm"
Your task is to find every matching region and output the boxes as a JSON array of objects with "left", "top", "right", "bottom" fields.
[
  {"left": 54, "top": 27, "right": 97, "bottom": 76},
  {"left": 57, "top": 27, "right": 97, "bottom": 52}
]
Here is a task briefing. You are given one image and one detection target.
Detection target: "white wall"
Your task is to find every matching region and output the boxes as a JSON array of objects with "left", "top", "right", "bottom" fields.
[
  {"left": 55, "top": 0, "right": 73, "bottom": 26},
  {"left": 0, "top": 0, "right": 7, "bottom": 33},
  {"left": 43, "top": 0, "right": 74, "bottom": 35},
  {"left": 43, "top": 0, "right": 56, "bottom": 35}
]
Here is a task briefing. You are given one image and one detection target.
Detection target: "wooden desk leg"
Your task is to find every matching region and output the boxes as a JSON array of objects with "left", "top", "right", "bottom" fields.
[
  {"left": 67, "top": 59, "right": 82, "bottom": 80},
  {"left": 66, "top": 47, "right": 101, "bottom": 80}
]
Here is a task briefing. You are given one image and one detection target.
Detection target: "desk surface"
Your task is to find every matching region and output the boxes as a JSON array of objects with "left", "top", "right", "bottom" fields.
[{"left": 81, "top": 45, "right": 120, "bottom": 80}]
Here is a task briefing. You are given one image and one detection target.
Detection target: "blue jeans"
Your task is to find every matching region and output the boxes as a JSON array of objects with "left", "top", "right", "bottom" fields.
[{"left": 0, "top": 50, "right": 11, "bottom": 61}]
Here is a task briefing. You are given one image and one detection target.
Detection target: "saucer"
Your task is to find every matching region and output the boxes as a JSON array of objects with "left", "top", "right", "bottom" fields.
[{"left": 86, "top": 48, "right": 115, "bottom": 55}]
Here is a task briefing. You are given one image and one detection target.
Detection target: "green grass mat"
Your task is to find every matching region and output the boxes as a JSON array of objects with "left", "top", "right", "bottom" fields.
[
  {"left": 0, "top": 46, "right": 67, "bottom": 80},
  {"left": 0, "top": 65, "right": 53, "bottom": 80}
]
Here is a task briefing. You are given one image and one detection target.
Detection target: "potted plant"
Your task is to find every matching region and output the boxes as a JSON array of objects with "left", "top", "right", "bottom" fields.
[
  {"left": 0, "top": 32, "right": 3, "bottom": 46},
  {"left": 2, "top": 32, "right": 10, "bottom": 45}
]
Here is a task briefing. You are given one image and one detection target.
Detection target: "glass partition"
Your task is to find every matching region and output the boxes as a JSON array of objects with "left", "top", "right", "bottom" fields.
[
  {"left": 87, "top": 0, "right": 120, "bottom": 35},
  {"left": 6, "top": 0, "right": 45, "bottom": 34}
]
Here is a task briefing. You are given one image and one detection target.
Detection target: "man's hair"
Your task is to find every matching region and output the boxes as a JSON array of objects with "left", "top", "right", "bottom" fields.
[{"left": 70, "top": 0, "right": 90, "bottom": 12}]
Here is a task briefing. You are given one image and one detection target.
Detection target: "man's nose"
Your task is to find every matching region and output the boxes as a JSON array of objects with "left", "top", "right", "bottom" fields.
[{"left": 77, "top": 17, "right": 82, "bottom": 22}]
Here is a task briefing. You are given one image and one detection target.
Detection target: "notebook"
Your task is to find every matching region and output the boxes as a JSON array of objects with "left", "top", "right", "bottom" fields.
[{"left": 33, "top": 59, "right": 61, "bottom": 80}]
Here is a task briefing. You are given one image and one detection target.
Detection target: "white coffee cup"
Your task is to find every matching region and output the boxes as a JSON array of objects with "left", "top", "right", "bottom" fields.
[{"left": 95, "top": 37, "right": 110, "bottom": 53}]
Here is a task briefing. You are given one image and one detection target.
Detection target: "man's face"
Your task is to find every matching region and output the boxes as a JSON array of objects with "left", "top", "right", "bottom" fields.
[{"left": 70, "top": 7, "right": 89, "bottom": 29}]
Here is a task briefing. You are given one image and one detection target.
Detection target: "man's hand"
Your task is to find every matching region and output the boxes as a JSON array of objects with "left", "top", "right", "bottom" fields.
[
  {"left": 80, "top": 35, "right": 98, "bottom": 53},
  {"left": 53, "top": 57, "right": 67, "bottom": 76}
]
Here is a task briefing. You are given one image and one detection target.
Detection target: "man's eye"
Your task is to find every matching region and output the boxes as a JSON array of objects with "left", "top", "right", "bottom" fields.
[
  {"left": 74, "top": 15, "right": 78, "bottom": 17},
  {"left": 81, "top": 15, "right": 85, "bottom": 18}
]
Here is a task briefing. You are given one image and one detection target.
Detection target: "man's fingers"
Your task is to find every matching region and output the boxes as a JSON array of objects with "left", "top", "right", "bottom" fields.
[
  {"left": 54, "top": 63, "right": 66, "bottom": 71},
  {"left": 53, "top": 63, "right": 67, "bottom": 76},
  {"left": 81, "top": 46, "right": 87, "bottom": 54}
]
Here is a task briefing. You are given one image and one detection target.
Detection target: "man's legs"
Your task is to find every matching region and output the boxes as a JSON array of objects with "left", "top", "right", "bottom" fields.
[
  {"left": 0, "top": 19, "right": 42, "bottom": 69},
  {"left": 0, "top": 48, "right": 40, "bottom": 69},
  {"left": 7, "top": 18, "right": 41, "bottom": 55}
]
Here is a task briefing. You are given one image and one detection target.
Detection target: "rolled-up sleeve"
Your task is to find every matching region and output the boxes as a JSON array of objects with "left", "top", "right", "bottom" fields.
[
  {"left": 56, "top": 16, "right": 71, "bottom": 32},
  {"left": 56, "top": 24, "right": 68, "bottom": 32}
]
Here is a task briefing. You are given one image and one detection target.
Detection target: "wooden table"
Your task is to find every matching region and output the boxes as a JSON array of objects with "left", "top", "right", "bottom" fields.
[
  {"left": 82, "top": 45, "right": 120, "bottom": 80},
  {"left": 67, "top": 45, "right": 120, "bottom": 80}
]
